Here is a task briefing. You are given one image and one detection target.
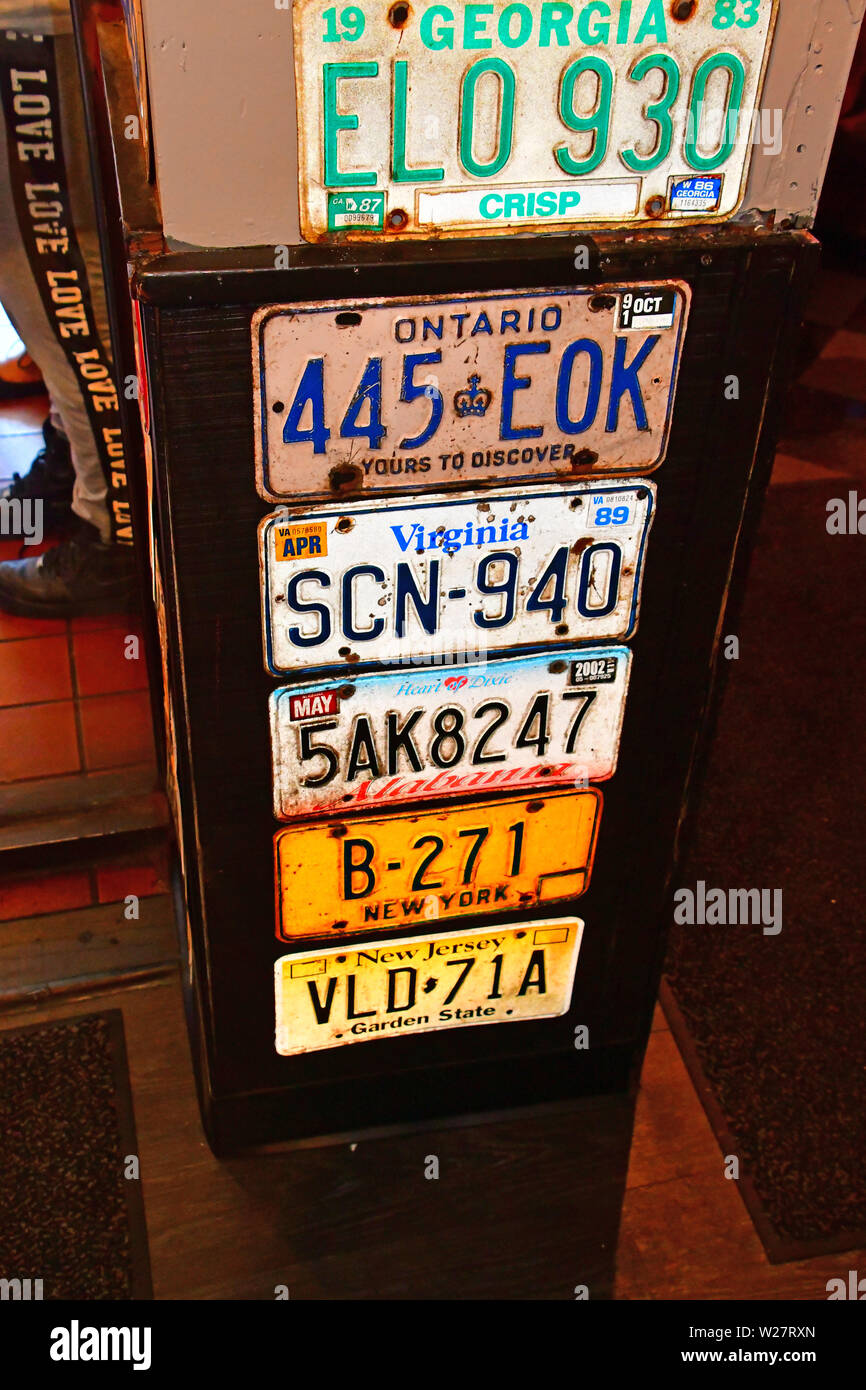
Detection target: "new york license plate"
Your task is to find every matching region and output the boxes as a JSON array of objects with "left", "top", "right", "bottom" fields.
[
  {"left": 270, "top": 646, "right": 631, "bottom": 819},
  {"left": 293, "top": 0, "right": 778, "bottom": 240},
  {"left": 253, "top": 284, "right": 689, "bottom": 500},
  {"left": 274, "top": 787, "right": 600, "bottom": 937},
  {"left": 260, "top": 480, "right": 654, "bottom": 674},
  {"left": 275, "top": 918, "right": 583, "bottom": 1054}
]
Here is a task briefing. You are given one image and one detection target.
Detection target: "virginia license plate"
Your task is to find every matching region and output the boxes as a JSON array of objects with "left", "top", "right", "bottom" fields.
[
  {"left": 253, "top": 284, "right": 689, "bottom": 500},
  {"left": 275, "top": 917, "right": 583, "bottom": 1054},
  {"left": 274, "top": 786, "right": 600, "bottom": 937},
  {"left": 293, "top": 0, "right": 778, "bottom": 240},
  {"left": 260, "top": 480, "right": 654, "bottom": 674},
  {"left": 270, "top": 646, "right": 631, "bottom": 820}
]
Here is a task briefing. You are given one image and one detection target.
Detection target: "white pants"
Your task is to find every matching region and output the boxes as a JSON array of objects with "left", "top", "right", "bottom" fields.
[{"left": 0, "top": 29, "right": 112, "bottom": 540}]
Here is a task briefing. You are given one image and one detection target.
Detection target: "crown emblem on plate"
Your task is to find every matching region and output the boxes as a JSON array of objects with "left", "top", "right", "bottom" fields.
[{"left": 453, "top": 374, "right": 492, "bottom": 418}]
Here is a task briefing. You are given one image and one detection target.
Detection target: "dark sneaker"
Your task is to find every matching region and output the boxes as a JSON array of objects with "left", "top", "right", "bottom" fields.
[
  {"left": 0, "top": 417, "right": 75, "bottom": 533},
  {"left": 0, "top": 350, "right": 45, "bottom": 400},
  {"left": 0, "top": 518, "right": 137, "bottom": 618}
]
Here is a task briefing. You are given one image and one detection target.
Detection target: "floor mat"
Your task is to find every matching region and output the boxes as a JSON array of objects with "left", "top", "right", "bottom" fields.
[
  {"left": 0, "top": 1010, "right": 152, "bottom": 1297},
  {"left": 663, "top": 479, "right": 866, "bottom": 1264}
]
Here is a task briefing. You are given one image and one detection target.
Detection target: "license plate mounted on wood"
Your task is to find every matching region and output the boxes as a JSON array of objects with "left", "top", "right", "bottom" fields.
[
  {"left": 253, "top": 284, "right": 689, "bottom": 501},
  {"left": 275, "top": 918, "right": 584, "bottom": 1054},
  {"left": 260, "top": 480, "right": 655, "bottom": 675},
  {"left": 270, "top": 646, "right": 631, "bottom": 820},
  {"left": 274, "top": 786, "right": 600, "bottom": 938},
  {"left": 293, "top": 0, "right": 779, "bottom": 241}
]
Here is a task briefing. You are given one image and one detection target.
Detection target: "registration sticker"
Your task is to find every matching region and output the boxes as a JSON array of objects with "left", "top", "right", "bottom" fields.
[
  {"left": 252, "top": 284, "right": 689, "bottom": 500},
  {"left": 669, "top": 175, "right": 723, "bottom": 213},
  {"left": 274, "top": 917, "right": 584, "bottom": 1054},
  {"left": 274, "top": 786, "right": 600, "bottom": 938},
  {"left": 259, "top": 480, "right": 655, "bottom": 675},
  {"left": 269, "top": 646, "right": 631, "bottom": 819}
]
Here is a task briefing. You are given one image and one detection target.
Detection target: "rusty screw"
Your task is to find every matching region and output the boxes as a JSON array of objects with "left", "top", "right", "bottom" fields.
[
  {"left": 645, "top": 195, "right": 666, "bottom": 218},
  {"left": 387, "top": 208, "right": 408, "bottom": 230}
]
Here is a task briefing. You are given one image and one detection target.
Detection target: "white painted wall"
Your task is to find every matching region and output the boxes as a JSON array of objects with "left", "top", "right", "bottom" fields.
[{"left": 138, "top": 0, "right": 865, "bottom": 250}]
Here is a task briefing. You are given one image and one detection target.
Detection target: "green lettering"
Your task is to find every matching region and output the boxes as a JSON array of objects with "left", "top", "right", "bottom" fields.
[
  {"left": 634, "top": 0, "right": 668, "bottom": 44},
  {"left": 323, "top": 62, "right": 378, "bottom": 187},
  {"left": 392, "top": 61, "right": 444, "bottom": 182},
  {"left": 419, "top": 4, "right": 454, "bottom": 49},
  {"left": 577, "top": 0, "right": 610, "bottom": 44},
  {"left": 464, "top": 3, "right": 494, "bottom": 47},
  {"left": 539, "top": 2, "right": 573, "bottom": 46},
  {"left": 459, "top": 57, "right": 515, "bottom": 177}
]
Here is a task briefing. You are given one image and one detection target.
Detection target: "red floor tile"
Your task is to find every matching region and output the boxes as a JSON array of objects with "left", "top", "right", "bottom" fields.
[
  {"left": 79, "top": 690, "right": 155, "bottom": 770},
  {"left": 96, "top": 859, "right": 168, "bottom": 904},
  {"left": 72, "top": 625, "right": 148, "bottom": 697},
  {"left": 0, "top": 610, "right": 66, "bottom": 640},
  {"left": 0, "top": 869, "right": 92, "bottom": 922},
  {"left": 0, "top": 700, "right": 80, "bottom": 781},
  {"left": 0, "top": 634, "right": 72, "bottom": 707},
  {"left": 70, "top": 612, "right": 135, "bottom": 633}
]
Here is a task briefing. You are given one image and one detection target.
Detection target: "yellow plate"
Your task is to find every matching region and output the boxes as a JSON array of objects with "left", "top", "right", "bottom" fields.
[
  {"left": 274, "top": 787, "right": 600, "bottom": 939},
  {"left": 275, "top": 918, "right": 584, "bottom": 1055}
]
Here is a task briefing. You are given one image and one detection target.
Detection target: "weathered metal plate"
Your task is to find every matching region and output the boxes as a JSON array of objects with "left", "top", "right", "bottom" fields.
[
  {"left": 260, "top": 480, "right": 654, "bottom": 674},
  {"left": 293, "top": 0, "right": 779, "bottom": 241},
  {"left": 252, "top": 284, "right": 690, "bottom": 501},
  {"left": 274, "top": 786, "right": 600, "bottom": 938},
  {"left": 275, "top": 916, "right": 584, "bottom": 1054},
  {"left": 270, "top": 645, "right": 631, "bottom": 820}
]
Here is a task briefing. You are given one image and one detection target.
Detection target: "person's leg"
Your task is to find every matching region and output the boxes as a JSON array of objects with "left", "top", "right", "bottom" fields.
[
  {"left": 0, "top": 32, "right": 111, "bottom": 539},
  {"left": 0, "top": 27, "right": 134, "bottom": 614}
]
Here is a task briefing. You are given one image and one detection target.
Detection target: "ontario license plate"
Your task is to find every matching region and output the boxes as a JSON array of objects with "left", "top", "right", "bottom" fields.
[
  {"left": 274, "top": 786, "right": 600, "bottom": 938},
  {"left": 270, "top": 646, "right": 631, "bottom": 820},
  {"left": 275, "top": 917, "right": 583, "bottom": 1054},
  {"left": 293, "top": 0, "right": 778, "bottom": 240},
  {"left": 252, "top": 284, "right": 689, "bottom": 500},
  {"left": 260, "top": 480, "right": 654, "bottom": 674}
]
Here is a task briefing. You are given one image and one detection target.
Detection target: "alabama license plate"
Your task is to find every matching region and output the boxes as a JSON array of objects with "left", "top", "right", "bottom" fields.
[
  {"left": 274, "top": 786, "right": 600, "bottom": 937},
  {"left": 275, "top": 917, "right": 583, "bottom": 1054},
  {"left": 260, "top": 480, "right": 654, "bottom": 674},
  {"left": 270, "top": 646, "right": 631, "bottom": 820},
  {"left": 253, "top": 284, "right": 689, "bottom": 500},
  {"left": 293, "top": 0, "right": 778, "bottom": 240}
]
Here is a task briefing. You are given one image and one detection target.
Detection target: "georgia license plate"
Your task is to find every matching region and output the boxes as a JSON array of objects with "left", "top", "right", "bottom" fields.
[
  {"left": 293, "top": 0, "right": 778, "bottom": 240},
  {"left": 275, "top": 917, "right": 583, "bottom": 1054},
  {"left": 252, "top": 284, "right": 689, "bottom": 500},
  {"left": 270, "top": 646, "right": 631, "bottom": 820},
  {"left": 274, "top": 786, "right": 600, "bottom": 938},
  {"left": 260, "top": 480, "right": 654, "bottom": 674}
]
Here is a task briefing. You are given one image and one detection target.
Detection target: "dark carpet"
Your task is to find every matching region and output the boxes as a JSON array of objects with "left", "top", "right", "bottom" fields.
[
  {"left": 664, "top": 478, "right": 866, "bottom": 1263},
  {"left": 0, "top": 1010, "right": 152, "bottom": 1297}
]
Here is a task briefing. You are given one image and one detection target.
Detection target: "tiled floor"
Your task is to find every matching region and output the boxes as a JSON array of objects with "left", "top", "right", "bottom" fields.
[
  {"left": 0, "top": 842, "right": 170, "bottom": 924},
  {"left": 0, "top": 393, "right": 155, "bottom": 792}
]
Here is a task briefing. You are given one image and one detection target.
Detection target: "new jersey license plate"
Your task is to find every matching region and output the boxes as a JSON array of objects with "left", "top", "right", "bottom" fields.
[
  {"left": 270, "top": 646, "right": 631, "bottom": 820},
  {"left": 253, "top": 284, "right": 689, "bottom": 500},
  {"left": 293, "top": 0, "right": 778, "bottom": 240},
  {"left": 275, "top": 917, "right": 583, "bottom": 1054},
  {"left": 260, "top": 480, "right": 654, "bottom": 674},
  {"left": 274, "top": 787, "right": 600, "bottom": 938}
]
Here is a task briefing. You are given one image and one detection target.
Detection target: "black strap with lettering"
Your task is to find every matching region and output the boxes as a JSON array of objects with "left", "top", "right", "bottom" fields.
[{"left": 0, "top": 30, "right": 132, "bottom": 544}]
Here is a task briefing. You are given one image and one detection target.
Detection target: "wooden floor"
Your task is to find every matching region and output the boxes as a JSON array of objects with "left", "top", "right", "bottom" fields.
[{"left": 2, "top": 968, "right": 861, "bottom": 1300}]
